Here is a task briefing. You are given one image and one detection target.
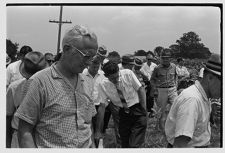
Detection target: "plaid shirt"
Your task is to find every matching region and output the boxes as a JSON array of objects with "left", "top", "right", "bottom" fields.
[{"left": 15, "top": 64, "right": 96, "bottom": 148}]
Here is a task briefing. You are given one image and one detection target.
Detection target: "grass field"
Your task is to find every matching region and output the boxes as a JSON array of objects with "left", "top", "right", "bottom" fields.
[{"left": 102, "top": 114, "right": 222, "bottom": 148}]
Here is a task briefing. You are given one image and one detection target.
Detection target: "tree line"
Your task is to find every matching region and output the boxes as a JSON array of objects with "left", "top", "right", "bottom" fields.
[
  {"left": 134, "top": 31, "right": 211, "bottom": 59},
  {"left": 7, "top": 31, "right": 212, "bottom": 61}
]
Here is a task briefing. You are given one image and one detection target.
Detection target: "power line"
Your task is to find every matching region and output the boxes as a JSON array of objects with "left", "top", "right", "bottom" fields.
[{"left": 49, "top": 6, "right": 72, "bottom": 55}]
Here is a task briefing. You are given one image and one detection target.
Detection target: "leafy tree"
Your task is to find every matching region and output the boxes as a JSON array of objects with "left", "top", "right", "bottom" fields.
[
  {"left": 134, "top": 49, "right": 147, "bottom": 56},
  {"left": 153, "top": 46, "right": 164, "bottom": 57},
  {"left": 175, "top": 31, "right": 211, "bottom": 59},
  {"left": 6, "top": 39, "right": 19, "bottom": 62},
  {"left": 169, "top": 44, "right": 180, "bottom": 58}
]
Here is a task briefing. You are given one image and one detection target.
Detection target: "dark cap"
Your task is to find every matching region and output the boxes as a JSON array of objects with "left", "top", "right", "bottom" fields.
[
  {"left": 19, "top": 51, "right": 47, "bottom": 79},
  {"left": 122, "top": 54, "right": 134, "bottom": 64}
]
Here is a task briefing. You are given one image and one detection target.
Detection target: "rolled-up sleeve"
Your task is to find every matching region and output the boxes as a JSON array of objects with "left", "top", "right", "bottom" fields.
[
  {"left": 14, "top": 78, "right": 43, "bottom": 125},
  {"left": 175, "top": 98, "right": 199, "bottom": 139},
  {"left": 129, "top": 70, "right": 142, "bottom": 91}
]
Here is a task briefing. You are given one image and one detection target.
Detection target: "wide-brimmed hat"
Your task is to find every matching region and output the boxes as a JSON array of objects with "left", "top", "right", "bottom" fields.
[
  {"left": 97, "top": 45, "right": 107, "bottom": 57},
  {"left": 160, "top": 48, "right": 172, "bottom": 58},
  {"left": 19, "top": 51, "right": 47, "bottom": 79},
  {"left": 134, "top": 57, "right": 143, "bottom": 67},
  {"left": 122, "top": 54, "right": 134, "bottom": 64},
  {"left": 203, "top": 53, "right": 221, "bottom": 76}
]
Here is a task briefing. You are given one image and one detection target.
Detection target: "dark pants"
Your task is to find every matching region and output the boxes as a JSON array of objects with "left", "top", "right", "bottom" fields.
[
  {"left": 92, "top": 105, "right": 99, "bottom": 133},
  {"left": 103, "top": 102, "right": 121, "bottom": 147},
  {"left": 119, "top": 103, "right": 147, "bottom": 148},
  {"left": 103, "top": 104, "right": 112, "bottom": 133},
  {"left": 145, "top": 81, "right": 154, "bottom": 113}
]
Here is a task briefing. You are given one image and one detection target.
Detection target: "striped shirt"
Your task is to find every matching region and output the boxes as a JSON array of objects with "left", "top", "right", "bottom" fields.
[{"left": 15, "top": 64, "right": 96, "bottom": 148}]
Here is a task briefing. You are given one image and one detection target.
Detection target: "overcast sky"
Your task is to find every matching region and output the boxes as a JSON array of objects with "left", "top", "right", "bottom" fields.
[{"left": 6, "top": 5, "right": 221, "bottom": 56}]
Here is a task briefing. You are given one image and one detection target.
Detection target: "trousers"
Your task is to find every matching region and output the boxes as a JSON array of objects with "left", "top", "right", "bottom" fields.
[
  {"left": 157, "top": 86, "right": 177, "bottom": 130},
  {"left": 119, "top": 103, "right": 147, "bottom": 148}
]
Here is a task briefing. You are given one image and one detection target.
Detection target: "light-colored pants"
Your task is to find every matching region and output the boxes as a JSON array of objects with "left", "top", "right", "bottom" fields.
[{"left": 157, "top": 87, "right": 178, "bottom": 131}]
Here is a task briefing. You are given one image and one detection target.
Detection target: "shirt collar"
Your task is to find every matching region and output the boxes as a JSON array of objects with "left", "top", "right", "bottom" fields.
[
  {"left": 51, "top": 63, "right": 84, "bottom": 82},
  {"left": 194, "top": 80, "right": 208, "bottom": 102},
  {"left": 83, "top": 68, "right": 101, "bottom": 78},
  {"left": 51, "top": 63, "right": 63, "bottom": 79}
]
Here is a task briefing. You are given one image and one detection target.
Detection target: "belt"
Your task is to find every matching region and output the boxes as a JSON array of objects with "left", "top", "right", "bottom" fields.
[{"left": 158, "top": 86, "right": 175, "bottom": 88}]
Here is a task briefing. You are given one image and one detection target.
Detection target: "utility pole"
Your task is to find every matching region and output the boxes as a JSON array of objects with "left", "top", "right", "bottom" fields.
[{"left": 49, "top": 6, "right": 72, "bottom": 55}]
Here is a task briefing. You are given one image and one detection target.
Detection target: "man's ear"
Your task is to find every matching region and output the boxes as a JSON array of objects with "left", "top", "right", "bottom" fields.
[{"left": 63, "top": 45, "right": 71, "bottom": 53}]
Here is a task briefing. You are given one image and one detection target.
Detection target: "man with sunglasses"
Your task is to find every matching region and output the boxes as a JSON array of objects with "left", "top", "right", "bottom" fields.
[
  {"left": 15, "top": 25, "right": 98, "bottom": 148},
  {"left": 140, "top": 51, "right": 157, "bottom": 117},
  {"left": 165, "top": 53, "right": 221, "bottom": 148}
]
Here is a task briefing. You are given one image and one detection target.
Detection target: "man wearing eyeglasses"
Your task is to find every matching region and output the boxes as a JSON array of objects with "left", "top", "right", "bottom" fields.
[
  {"left": 140, "top": 51, "right": 157, "bottom": 117},
  {"left": 15, "top": 25, "right": 98, "bottom": 148}
]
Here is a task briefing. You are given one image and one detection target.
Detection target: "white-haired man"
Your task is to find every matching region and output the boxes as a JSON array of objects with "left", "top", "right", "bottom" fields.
[{"left": 15, "top": 25, "right": 98, "bottom": 148}]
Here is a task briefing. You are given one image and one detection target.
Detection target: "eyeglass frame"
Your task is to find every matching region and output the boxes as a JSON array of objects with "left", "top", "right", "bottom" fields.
[{"left": 70, "top": 44, "right": 91, "bottom": 58}]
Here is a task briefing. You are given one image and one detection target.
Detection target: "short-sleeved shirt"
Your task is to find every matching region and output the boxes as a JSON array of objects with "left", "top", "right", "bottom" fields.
[
  {"left": 165, "top": 80, "right": 211, "bottom": 147},
  {"left": 15, "top": 64, "right": 96, "bottom": 148},
  {"left": 97, "top": 69, "right": 142, "bottom": 107},
  {"left": 6, "top": 78, "right": 31, "bottom": 129},
  {"left": 82, "top": 68, "right": 105, "bottom": 105},
  {"left": 150, "top": 63, "right": 177, "bottom": 88},
  {"left": 140, "top": 62, "right": 157, "bottom": 81},
  {"left": 6, "top": 60, "right": 23, "bottom": 87},
  {"left": 133, "top": 70, "right": 145, "bottom": 87},
  {"left": 176, "top": 65, "right": 190, "bottom": 78}
]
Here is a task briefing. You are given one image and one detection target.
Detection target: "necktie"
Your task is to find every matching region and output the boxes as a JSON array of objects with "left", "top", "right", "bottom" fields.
[{"left": 115, "top": 84, "right": 130, "bottom": 113}]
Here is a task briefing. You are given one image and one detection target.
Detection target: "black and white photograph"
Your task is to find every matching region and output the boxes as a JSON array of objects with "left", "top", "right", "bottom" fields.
[{"left": 3, "top": 0, "right": 222, "bottom": 149}]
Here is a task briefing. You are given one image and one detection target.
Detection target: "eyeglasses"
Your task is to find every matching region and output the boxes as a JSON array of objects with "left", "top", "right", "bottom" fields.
[{"left": 70, "top": 45, "right": 91, "bottom": 58}]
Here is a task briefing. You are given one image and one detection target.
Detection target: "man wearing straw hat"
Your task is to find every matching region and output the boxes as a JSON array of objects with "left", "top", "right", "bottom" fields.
[
  {"left": 133, "top": 57, "right": 147, "bottom": 87},
  {"left": 6, "top": 51, "right": 47, "bottom": 148},
  {"left": 15, "top": 25, "right": 98, "bottom": 148},
  {"left": 165, "top": 53, "right": 221, "bottom": 148}
]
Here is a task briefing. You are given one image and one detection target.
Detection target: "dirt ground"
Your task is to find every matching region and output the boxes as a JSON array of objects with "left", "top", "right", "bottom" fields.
[{"left": 102, "top": 115, "right": 222, "bottom": 148}]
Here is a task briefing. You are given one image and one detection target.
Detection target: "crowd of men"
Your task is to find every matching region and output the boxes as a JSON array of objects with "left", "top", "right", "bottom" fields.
[{"left": 6, "top": 25, "right": 221, "bottom": 148}]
